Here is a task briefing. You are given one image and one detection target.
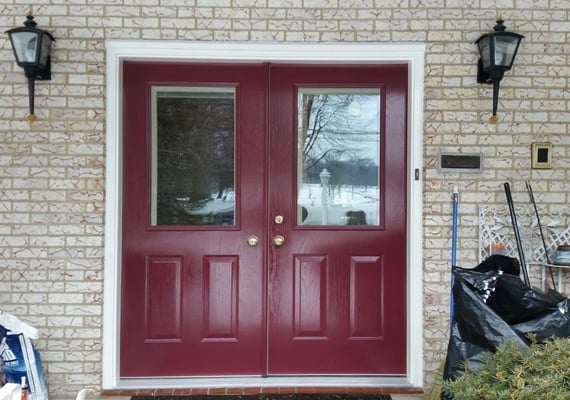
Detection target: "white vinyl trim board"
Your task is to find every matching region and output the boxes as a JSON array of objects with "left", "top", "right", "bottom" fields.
[{"left": 103, "top": 40, "right": 425, "bottom": 391}]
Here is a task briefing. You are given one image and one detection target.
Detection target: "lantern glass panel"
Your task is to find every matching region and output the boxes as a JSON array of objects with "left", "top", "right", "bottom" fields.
[
  {"left": 39, "top": 33, "right": 53, "bottom": 68},
  {"left": 9, "top": 31, "right": 40, "bottom": 64},
  {"left": 494, "top": 35, "right": 520, "bottom": 69},
  {"left": 477, "top": 36, "right": 492, "bottom": 70}
]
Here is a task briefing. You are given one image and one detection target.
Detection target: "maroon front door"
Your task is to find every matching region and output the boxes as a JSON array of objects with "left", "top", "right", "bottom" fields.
[
  {"left": 120, "top": 62, "right": 407, "bottom": 377},
  {"left": 267, "top": 65, "right": 407, "bottom": 374}
]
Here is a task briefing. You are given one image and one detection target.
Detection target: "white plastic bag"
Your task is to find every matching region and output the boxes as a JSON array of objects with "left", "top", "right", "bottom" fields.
[{"left": 0, "top": 311, "right": 48, "bottom": 400}]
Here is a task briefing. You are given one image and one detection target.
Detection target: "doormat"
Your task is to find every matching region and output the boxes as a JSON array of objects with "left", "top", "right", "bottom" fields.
[{"left": 132, "top": 395, "right": 392, "bottom": 400}]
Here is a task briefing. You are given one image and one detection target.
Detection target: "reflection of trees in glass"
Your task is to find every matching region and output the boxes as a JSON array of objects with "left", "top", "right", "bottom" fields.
[
  {"left": 299, "top": 92, "right": 380, "bottom": 187},
  {"left": 156, "top": 95, "right": 234, "bottom": 225}
]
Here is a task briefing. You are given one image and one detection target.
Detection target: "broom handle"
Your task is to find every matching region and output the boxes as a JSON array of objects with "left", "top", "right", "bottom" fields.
[
  {"left": 526, "top": 181, "right": 551, "bottom": 264},
  {"left": 526, "top": 181, "right": 556, "bottom": 290},
  {"left": 504, "top": 182, "right": 531, "bottom": 287},
  {"left": 449, "top": 185, "right": 459, "bottom": 328},
  {"left": 452, "top": 185, "right": 458, "bottom": 266}
]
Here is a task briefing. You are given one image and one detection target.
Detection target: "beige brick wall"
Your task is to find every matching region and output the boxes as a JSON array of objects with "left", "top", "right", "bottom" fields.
[{"left": 1, "top": 1, "right": 569, "bottom": 398}]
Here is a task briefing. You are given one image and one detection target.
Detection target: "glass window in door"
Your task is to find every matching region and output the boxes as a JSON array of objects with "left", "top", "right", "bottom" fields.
[
  {"left": 297, "top": 88, "right": 381, "bottom": 226},
  {"left": 151, "top": 87, "right": 236, "bottom": 226}
]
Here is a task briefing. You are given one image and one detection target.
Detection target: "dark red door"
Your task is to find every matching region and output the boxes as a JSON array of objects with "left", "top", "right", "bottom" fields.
[
  {"left": 120, "top": 62, "right": 268, "bottom": 376},
  {"left": 267, "top": 65, "right": 407, "bottom": 374},
  {"left": 120, "top": 62, "right": 407, "bottom": 377}
]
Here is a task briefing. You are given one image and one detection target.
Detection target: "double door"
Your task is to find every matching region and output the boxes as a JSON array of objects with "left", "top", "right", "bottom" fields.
[{"left": 120, "top": 62, "right": 408, "bottom": 377}]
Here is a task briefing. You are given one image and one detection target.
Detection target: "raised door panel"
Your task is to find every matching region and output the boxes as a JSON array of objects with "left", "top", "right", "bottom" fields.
[
  {"left": 294, "top": 255, "right": 328, "bottom": 338},
  {"left": 202, "top": 256, "right": 239, "bottom": 341},
  {"left": 145, "top": 256, "right": 183, "bottom": 342}
]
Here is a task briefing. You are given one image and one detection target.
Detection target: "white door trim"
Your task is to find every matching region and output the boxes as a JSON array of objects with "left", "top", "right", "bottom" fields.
[{"left": 103, "top": 40, "right": 425, "bottom": 390}]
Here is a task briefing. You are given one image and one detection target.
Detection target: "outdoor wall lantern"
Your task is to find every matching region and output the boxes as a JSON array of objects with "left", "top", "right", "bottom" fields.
[
  {"left": 475, "top": 19, "right": 524, "bottom": 124},
  {"left": 6, "top": 13, "right": 55, "bottom": 122}
]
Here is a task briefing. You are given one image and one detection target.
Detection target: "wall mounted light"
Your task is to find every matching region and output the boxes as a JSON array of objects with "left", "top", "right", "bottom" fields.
[
  {"left": 475, "top": 19, "right": 524, "bottom": 124},
  {"left": 6, "top": 13, "right": 55, "bottom": 122}
]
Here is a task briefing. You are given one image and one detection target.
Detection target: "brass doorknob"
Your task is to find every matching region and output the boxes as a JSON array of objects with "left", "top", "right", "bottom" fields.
[
  {"left": 247, "top": 235, "right": 259, "bottom": 247},
  {"left": 273, "top": 235, "right": 285, "bottom": 247}
]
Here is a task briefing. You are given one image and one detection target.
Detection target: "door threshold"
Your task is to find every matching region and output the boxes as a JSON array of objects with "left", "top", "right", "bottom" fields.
[{"left": 105, "top": 376, "right": 423, "bottom": 396}]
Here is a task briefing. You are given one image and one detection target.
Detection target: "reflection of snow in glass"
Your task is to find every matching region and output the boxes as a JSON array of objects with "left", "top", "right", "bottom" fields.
[
  {"left": 176, "top": 189, "right": 235, "bottom": 225},
  {"left": 186, "top": 183, "right": 380, "bottom": 227},
  {"left": 298, "top": 183, "right": 379, "bottom": 226}
]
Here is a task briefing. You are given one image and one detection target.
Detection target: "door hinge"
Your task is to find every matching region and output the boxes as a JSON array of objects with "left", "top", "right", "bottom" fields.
[{"left": 415, "top": 168, "right": 420, "bottom": 181}]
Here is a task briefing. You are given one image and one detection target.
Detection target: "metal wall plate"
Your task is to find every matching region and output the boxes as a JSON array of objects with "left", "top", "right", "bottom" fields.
[
  {"left": 438, "top": 153, "right": 482, "bottom": 173},
  {"left": 531, "top": 142, "right": 552, "bottom": 169}
]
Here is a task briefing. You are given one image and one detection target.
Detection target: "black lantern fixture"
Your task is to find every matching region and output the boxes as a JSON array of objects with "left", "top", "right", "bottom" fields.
[
  {"left": 475, "top": 19, "right": 524, "bottom": 124},
  {"left": 6, "top": 13, "right": 55, "bottom": 122}
]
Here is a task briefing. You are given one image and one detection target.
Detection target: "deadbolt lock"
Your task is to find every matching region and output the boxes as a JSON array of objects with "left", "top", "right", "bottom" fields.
[
  {"left": 274, "top": 215, "right": 284, "bottom": 224},
  {"left": 273, "top": 235, "right": 285, "bottom": 247}
]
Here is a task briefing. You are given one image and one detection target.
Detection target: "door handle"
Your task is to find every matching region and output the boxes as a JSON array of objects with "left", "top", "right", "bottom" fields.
[
  {"left": 247, "top": 235, "right": 259, "bottom": 247},
  {"left": 273, "top": 235, "right": 285, "bottom": 247}
]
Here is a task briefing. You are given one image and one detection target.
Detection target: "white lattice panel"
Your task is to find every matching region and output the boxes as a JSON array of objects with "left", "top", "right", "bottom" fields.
[{"left": 479, "top": 205, "right": 570, "bottom": 291}]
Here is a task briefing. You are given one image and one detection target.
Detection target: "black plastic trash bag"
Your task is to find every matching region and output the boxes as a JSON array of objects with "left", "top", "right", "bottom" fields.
[{"left": 442, "top": 255, "right": 570, "bottom": 396}]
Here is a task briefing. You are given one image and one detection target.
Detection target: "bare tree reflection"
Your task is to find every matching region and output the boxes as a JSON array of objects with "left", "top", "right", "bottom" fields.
[
  {"left": 299, "top": 92, "right": 380, "bottom": 188},
  {"left": 156, "top": 94, "right": 234, "bottom": 225}
]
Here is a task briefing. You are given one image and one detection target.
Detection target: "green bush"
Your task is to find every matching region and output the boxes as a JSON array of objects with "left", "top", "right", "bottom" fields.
[{"left": 442, "top": 336, "right": 570, "bottom": 400}]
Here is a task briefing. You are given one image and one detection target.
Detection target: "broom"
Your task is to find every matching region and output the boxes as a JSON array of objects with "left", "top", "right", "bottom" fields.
[{"left": 427, "top": 185, "right": 458, "bottom": 399}]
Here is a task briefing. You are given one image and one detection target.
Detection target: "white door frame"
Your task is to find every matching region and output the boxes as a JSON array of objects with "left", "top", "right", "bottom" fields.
[{"left": 103, "top": 40, "right": 425, "bottom": 391}]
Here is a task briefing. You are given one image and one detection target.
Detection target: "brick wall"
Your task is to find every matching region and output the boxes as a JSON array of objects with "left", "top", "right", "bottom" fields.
[{"left": 1, "top": 1, "right": 569, "bottom": 398}]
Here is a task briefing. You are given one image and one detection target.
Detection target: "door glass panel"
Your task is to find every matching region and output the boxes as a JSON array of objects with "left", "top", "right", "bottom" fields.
[
  {"left": 297, "top": 88, "right": 381, "bottom": 226},
  {"left": 151, "top": 87, "right": 235, "bottom": 226}
]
